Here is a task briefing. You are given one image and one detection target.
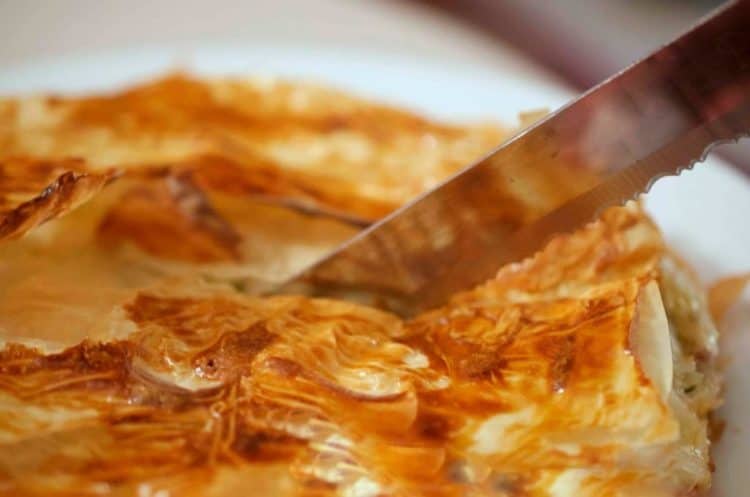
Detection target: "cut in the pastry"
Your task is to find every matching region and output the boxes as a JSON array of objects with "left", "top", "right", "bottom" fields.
[{"left": 0, "top": 77, "right": 721, "bottom": 497}]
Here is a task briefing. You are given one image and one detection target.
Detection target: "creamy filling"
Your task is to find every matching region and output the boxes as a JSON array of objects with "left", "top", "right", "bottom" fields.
[{"left": 658, "top": 255, "right": 723, "bottom": 492}]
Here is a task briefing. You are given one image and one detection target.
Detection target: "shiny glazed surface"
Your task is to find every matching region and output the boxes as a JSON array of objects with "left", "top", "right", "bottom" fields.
[{"left": 0, "top": 77, "right": 720, "bottom": 497}]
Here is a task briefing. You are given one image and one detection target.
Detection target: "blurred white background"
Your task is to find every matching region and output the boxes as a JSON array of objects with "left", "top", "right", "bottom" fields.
[{"left": 0, "top": 0, "right": 553, "bottom": 81}]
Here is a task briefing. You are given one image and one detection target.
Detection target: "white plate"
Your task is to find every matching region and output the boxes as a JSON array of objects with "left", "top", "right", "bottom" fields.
[{"left": 1, "top": 45, "right": 748, "bottom": 496}]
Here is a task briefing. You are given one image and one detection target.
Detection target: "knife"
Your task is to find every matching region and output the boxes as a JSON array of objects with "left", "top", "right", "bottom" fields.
[{"left": 276, "top": 0, "right": 750, "bottom": 317}]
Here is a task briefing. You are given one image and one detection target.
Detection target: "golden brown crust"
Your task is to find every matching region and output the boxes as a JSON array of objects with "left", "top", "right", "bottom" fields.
[
  {"left": 0, "top": 157, "right": 116, "bottom": 241},
  {"left": 0, "top": 74, "right": 507, "bottom": 231},
  {"left": 0, "top": 74, "right": 513, "bottom": 284},
  {"left": 0, "top": 77, "right": 721, "bottom": 497},
  {"left": 97, "top": 172, "right": 243, "bottom": 263},
  {"left": 0, "top": 204, "right": 719, "bottom": 497}
]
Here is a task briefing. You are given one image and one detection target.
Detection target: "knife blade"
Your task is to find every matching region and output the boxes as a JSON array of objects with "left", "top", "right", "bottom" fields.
[{"left": 276, "top": 0, "right": 750, "bottom": 317}]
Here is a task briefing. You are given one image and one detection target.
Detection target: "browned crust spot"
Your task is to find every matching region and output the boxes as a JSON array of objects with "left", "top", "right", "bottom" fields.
[{"left": 0, "top": 157, "right": 117, "bottom": 241}]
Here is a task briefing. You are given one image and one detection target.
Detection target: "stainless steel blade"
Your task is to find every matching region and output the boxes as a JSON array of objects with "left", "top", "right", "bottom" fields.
[{"left": 277, "top": 0, "right": 750, "bottom": 316}]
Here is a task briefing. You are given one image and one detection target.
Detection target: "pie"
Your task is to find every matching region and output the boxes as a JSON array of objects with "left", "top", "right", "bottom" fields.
[{"left": 0, "top": 75, "right": 721, "bottom": 496}]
